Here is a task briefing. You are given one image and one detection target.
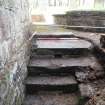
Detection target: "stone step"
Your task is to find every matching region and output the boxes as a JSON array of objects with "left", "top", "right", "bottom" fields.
[
  {"left": 35, "top": 39, "right": 91, "bottom": 49},
  {"left": 33, "top": 32, "right": 74, "bottom": 38},
  {"left": 23, "top": 92, "right": 79, "bottom": 105},
  {"left": 28, "top": 66, "right": 76, "bottom": 76},
  {"left": 28, "top": 56, "right": 103, "bottom": 76},
  {"left": 26, "top": 76, "right": 78, "bottom": 94},
  {"left": 31, "top": 37, "right": 92, "bottom": 56},
  {"left": 30, "top": 53, "right": 90, "bottom": 59},
  {"left": 29, "top": 56, "right": 98, "bottom": 67},
  {"left": 31, "top": 49, "right": 91, "bottom": 57}
]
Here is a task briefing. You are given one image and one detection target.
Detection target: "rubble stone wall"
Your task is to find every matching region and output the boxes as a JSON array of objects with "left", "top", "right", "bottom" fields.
[
  {"left": 0, "top": 0, "right": 31, "bottom": 105},
  {"left": 67, "top": 11, "right": 105, "bottom": 27},
  {"left": 54, "top": 14, "right": 67, "bottom": 25},
  {"left": 54, "top": 11, "right": 105, "bottom": 27}
]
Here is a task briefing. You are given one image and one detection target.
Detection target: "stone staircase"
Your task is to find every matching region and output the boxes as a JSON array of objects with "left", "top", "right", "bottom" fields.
[{"left": 23, "top": 33, "right": 104, "bottom": 105}]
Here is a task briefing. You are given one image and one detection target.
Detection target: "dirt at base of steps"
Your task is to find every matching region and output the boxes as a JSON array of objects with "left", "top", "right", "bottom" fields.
[{"left": 23, "top": 92, "right": 79, "bottom": 105}]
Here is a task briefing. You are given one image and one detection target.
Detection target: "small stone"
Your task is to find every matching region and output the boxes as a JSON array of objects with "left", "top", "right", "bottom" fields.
[
  {"left": 79, "top": 84, "right": 95, "bottom": 98},
  {"left": 75, "top": 72, "right": 89, "bottom": 82}
]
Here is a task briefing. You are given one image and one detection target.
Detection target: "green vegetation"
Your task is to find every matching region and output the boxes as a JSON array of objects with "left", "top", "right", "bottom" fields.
[{"left": 78, "top": 96, "right": 89, "bottom": 105}]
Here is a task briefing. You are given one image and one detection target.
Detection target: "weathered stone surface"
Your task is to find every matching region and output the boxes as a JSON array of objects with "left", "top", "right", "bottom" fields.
[
  {"left": 23, "top": 92, "right": 79, "bottom": 105},
  {"left": 26, "top": 76, "right": 77, "bottom": 85},
  {"left": 79, "top": 79, "right": 105, "bottom": 99},
  {"left": 35, "top": 38, "right": 92, "bottom": 49},
  {"left": 29, "top": 56, "right": 102, "bottom": 69},
  {"left": 54, "top": 11, "right": 105, "bottom": 32},
  {"left": 0, "top": 0, "right": 30, "bottom": 105},
  {"left": 54, "top": 14, "right": 67, "bottom": 25},
  {"left": 79, "top": 84, "right": 95, "bottom": 98},
  {"left": 75, "top": 70, "right": 105, "bottom": 83},
  {"left": 26, "top": 76, "right": 78, "bottom": 93},
  {"left": 67, "top": 11, "right": 105, "bottom": 27},
  {"left": 75, "top": 71, "right": 89, "bottom": 82},
  {"left": 100, "top": 35, "right": 105, "bottom": 48},
  {"left": 85, "top": 88, "right": 105, "bottom": 105}
]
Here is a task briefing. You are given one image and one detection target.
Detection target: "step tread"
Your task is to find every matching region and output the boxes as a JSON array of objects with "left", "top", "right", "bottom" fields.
[
  {"left": 23, "top": 92, "right": 78, "bottom": 105},
  {"left": 32, "top": 38, "right": 92, "bottom": 49},
  {"left": 26, "top": 76, "right": 77, "bottom": 85},
  {"left": 28, "top": 56, "right": 102, "bottom": 70},
  {"left": 34, "top": 32, "right": 74, "bottom": 36}
]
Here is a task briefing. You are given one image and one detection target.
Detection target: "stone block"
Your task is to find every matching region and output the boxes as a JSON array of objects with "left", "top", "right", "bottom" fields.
[{"left": 79, "top": 84, "right": 95, "bottom": 98}]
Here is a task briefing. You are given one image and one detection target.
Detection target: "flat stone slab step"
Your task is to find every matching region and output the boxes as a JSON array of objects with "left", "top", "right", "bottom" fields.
[
  {"left": 26, "top": 76, "right": 77, "bottom": 85},
  {"left": 32, "top": 38, "right": 92, "bottom": 49},
  {"left": 23, "top": 92, "right": 79, "bottom": 105},
  {"left": 28, "top": 56, "right": 102, "bottom": 69},
  {"left": 26, "top": 76, "right": 78, "bottom": 93},
  {"left": 31, "top": 36, "right": 92, "bottom": 56},
  {"left": 34, "top": 32, "right": 74, "bottom": 37}
]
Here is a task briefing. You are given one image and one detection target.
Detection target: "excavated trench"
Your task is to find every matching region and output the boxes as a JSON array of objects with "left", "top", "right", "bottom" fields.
[{"left": 22, "top": 32, "right": 105, "bottom": 105}]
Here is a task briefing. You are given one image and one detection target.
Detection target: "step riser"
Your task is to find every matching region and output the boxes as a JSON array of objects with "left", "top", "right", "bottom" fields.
[
  {"left": 28, "top": 67, "right": 75, "bottom": 76},
  {"left": 33, "top": 34, "right": 75, "bottom": 38},
  {"left": 28, "top": 72, "right": 74, "bottom": 76},
  {"left": 26, "top": 84, "right": 78, "bottom": 94},
  {"left": 31, "top": 49, "right": 91, "bottom": 56},
  {"left": 30, "top": 54, "right": 89, "bottom": 59},
  {"left": 28, "top": 66, "right": 89, "bottom": 76}
]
